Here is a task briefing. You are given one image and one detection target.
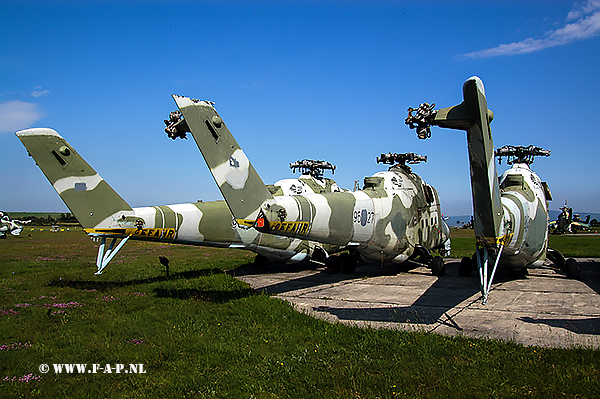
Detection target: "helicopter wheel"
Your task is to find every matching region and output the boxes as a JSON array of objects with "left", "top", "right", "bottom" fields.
[
  {"left": 430, "top": 256, "right": 445, "bottom": 276},
  {"left": 546, "top": 248, "right": 565, "bottom": 270},
  {"left": 339, "top": 252, "right": 357, "bottom": 274},
  {"left": 253, "top": 254, "right": 269, "bottom": 270},
  {"left": 565, "top": 258, "right": 580, "bottom": 280},
  {"left": 325, "top": 255, "right": 342, "bottom": 274},
  {"left": 459, "top": 257, "right": 472, "bottom": 277}
]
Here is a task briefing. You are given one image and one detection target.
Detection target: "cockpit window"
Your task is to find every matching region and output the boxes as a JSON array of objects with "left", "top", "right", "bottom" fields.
[
  {"left": 500, "top": 174, "right": 524, "bottom": 190},
  {"left": 423, "top": 184, "right": 434, "bottom": 204}
]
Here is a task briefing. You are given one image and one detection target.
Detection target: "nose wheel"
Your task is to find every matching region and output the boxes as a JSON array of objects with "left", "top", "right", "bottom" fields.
[
  {"left": 430, "top": 256, "right": 445, "bottom": 276},
  {"left": 565, "top": 258, "right": 580, "bottom": 280}
]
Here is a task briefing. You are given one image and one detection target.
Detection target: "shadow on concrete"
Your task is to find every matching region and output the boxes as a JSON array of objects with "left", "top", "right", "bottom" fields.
[
  {"left": 311, "top": 304, "right": 470, "bottom": 330},
  {"left": 512, "top": 259, "right": 600, "bottom": 335},
  {"left": 310, "top": 260, "right": 483, "bottom": 330},
  {"left": 236, "top": 259, "right": 484, "bottom": 330},
  {"left": 232, "top": 259, "right": 429, "bottom": 296},
  {"left": 578, "top": 259, "right": 600, "bottom": 296},
  {"left": 313, "top": 261, "right": 600, "bottom": 329},
  {"left": 233, "top": 258, "right": 600, "bottom": 332},
  {"left": 227, "top": 260, "right": 320, "bottom": 277},
  {"left": 518, "top": 316, "right": 600, "bottom": 335}
]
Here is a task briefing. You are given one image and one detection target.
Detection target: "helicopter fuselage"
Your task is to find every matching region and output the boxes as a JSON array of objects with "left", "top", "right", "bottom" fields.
[
  {"left": 255, "top": 165, "right": 450, "bottom": 264},
  {"left": 497, "top": 163, "right": 550, "bottom": 269}
]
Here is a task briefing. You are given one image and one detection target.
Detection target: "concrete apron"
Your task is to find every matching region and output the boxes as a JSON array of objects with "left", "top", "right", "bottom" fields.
[{"left": 231, "top": 258, "right": 600, "bottom": 349}]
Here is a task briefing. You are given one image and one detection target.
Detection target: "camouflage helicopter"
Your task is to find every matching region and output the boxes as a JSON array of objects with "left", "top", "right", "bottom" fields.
[
  {"left": 549, "top": 200, "right": 591, "bottom": 234},
  {"left": 570, "top": 214, "right": 592, "bottom": 232},
  {"left": 405, "top": 76, "right": 579, "bottom": 304},
  {"left": 16, "top": 128, "right": 346, "bottom": 274},
  {"left": 166, "top": 95, "right": 451, "bottom": 275},
  {"left": 0, "top": 211, "right": 31, "bottom": 238}
]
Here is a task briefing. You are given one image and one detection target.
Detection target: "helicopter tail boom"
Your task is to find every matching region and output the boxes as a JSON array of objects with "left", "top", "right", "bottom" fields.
[{"left": 429, "top": 77, "right": 505, "bottom": 246}]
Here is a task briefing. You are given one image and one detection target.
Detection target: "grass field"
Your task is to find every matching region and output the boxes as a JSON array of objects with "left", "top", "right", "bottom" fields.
[
  {"left": 448, "top": 229, "right": 600, "bottom": 259},
  {"left": 1, "top": 229, "right": 599, "bottom": 397}
]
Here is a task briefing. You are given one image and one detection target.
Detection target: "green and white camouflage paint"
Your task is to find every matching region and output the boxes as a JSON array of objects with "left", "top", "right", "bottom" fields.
[
  {"left": 406, "top": 76, "right": 577, "bottom": 303},
  {"left": 172, "top": 95, "right": 451, "bottom": 274},
  {"left": 16, "top": 128, "right": 343, "bottom": 274}
]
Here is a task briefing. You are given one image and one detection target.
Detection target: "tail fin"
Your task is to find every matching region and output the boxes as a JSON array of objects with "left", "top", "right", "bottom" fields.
[
  {"left": 171, "top": 95, "right": 273, "bottom": 221},
  {"left": 16, "top": 128, "right": 132, "bottom": 229},
  {"left": 411, "top": 77, "right": 503, "bottom": 245}
]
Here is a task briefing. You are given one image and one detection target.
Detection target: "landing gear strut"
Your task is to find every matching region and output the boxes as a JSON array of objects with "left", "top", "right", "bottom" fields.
[
  {"left": 413, "top": 245, "right": 446, "bottom": 276},
  {"left": 476, "top": 245, "right": 503, "bottom": 305}
]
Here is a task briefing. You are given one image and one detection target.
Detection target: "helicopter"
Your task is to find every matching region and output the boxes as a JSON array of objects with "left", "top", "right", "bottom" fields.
[
  {"left": 0, "top": 211, "right": 30, "bottom": 238},
  {"left": 405, "top": 76, "right": 579, "bottom": 304},
  {"left": 16, "top": 128, "right": 347, "bottom": 274},
  {"left": 166, "top": 95, "right": 451, "bottom": 275},
  {"left": 549, "top": 200, "right": 591, "bottom": 234}
]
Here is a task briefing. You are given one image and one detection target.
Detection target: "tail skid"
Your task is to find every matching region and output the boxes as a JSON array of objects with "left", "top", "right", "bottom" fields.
[
  {"left": 94, "top": 235, "right": 131, "bottom": 275},
  {"left": 476, "top": 245, "right": 504, "bottom": 304}
]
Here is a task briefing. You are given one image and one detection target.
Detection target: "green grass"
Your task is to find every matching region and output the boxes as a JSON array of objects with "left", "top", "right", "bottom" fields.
[
  {"left": 5, "top": 212, "right": 66, "bottom": 218},
  {"left": 1, "top": 229, "right": 599, "bottom": 397},
  {"left": 449, "top": 229, "right": 600, "bottom": 258},
  {"left": 547, "top": 234, "right": 600, "bottom": 257},
  {"left": 447, "top": 229, "right": 478, "bottom": 259}
]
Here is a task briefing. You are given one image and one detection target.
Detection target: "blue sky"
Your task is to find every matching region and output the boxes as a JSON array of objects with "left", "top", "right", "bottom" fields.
[{"left": 1, "top": 0, "right": 599, "bottom": 216}]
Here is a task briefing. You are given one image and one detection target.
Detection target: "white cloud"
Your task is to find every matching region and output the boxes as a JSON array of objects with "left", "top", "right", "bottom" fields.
[
  {"left": 568, "top": 0, "right": 600, "bottom": 20},
  {"left": 462, "top": 1, "right": 600, "bottom": 59},
  {"left": 0, "top": 100, "right": 45, "bottom": 134},
  {"left": 31, "top": 89, "right": 50, "bottom": 98}
]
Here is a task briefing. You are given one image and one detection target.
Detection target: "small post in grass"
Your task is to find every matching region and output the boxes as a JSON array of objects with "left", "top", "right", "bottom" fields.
[{"left": 159, "top": 256, "right": 170, "bottom": 277}]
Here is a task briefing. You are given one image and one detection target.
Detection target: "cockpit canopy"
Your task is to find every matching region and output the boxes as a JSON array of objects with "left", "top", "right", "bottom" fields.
[
  {"left": 369, "top": 171, "right": 408, "bottom": 191},
  {"left": 499, "top": 163, "right": 552, "bottom": 201}
]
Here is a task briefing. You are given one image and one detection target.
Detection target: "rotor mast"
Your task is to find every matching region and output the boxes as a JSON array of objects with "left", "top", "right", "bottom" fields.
[
  {"left": 377, "top": 152, "right": 427, "bottom": 173},
  {"left": 495, "top": 145, "right": 550, "bottom": 165},
  {"left": 289, "top": 159, "right": 336, "bottom": 180}
]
